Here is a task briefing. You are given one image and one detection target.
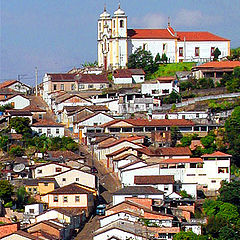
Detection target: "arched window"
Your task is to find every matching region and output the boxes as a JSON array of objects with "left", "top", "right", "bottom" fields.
[
  {"left": 99, "top": 22, "right": 101, "bottom": 31},
  {"left": 120, "top": 20, "right": 124, "bottom": 28},
  {"left": 113, "top": 20, "right": 116, "bottom": 28}
]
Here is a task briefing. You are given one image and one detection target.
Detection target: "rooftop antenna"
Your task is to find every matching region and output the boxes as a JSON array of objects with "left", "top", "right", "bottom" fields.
[
  {"left": 118, "top": 1, "right": 121, "bottom": 8},
  {"left": 104, "top": 2, "right": 106, "bottom": 12},
  {"left": 168, "top": 17, "right": 170, "bottom": 27}
]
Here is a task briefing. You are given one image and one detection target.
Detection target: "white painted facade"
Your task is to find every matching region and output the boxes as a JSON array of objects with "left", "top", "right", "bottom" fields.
[
  {"left": 152, "top": 111, "right": 208, "bottom": 120},
  {"left": 24, "top": 203, "right": 44, "bottom": 223},
  {"left": 0, "top": 95, "right": 30, "bottom": 109},
  {"left": 113, "top": 74, "right": 145, "bottom": 84},
  {"left": 51, "top": 169, "right": 96, "bottom": 189},
  {"left": 141, "top": 80, "right": 179, "bottom": 96},
  {"left": 32, "top": 163, "right": 71, "bottom": 178},
  {"left": 31, "top": 125, "right": 65, "bottom": 137}
]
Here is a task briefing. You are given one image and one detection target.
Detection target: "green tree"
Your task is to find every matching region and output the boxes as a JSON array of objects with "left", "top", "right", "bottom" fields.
[
  {"left": 0, "top": 135, "right": 9, "bottom": 152},
  {"left": 173, "top": 231, "right": 206, "bottom": 240},
  {"left": 161, "top": 53, "right": 168, "bottom": 63},
  {"left": 9, "top": 145, "right": 24, "bottom": 157},
  {"left": 170, "top": 126, "right": 183, "bottom": 147},
  {"left": 16, "top": 186, "right": 28, "bottom": 209},
  {"left": 218, "top": 180, "right": 240, "bottom": 207},
  {"left": 213, "top": 47, "right": 221, "bottom": 61},
  {"left": 225, "top": 106, "right": 240, "bottom": 165},
  {"left": 218, "top": 225, "right": 239, "bottom": 240},
  {"left": 155, "top": 53, "right": 161, "bottom": 65},
  {"left": 9, "top": 117, "right": 32, "bottom": 137},
  {"left": 127, "top": 47, "right": 157, "bottom": 76},
  {"left": 0, "top": 180, "right": 14, "bottom": 203},
  {"left": 180, "top": 134, "right": 198, "bottom": 147}
]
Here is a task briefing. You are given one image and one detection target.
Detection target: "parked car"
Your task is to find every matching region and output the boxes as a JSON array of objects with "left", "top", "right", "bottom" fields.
[{"left": 96, "top": 204, "right": 106, "bottom": 215}]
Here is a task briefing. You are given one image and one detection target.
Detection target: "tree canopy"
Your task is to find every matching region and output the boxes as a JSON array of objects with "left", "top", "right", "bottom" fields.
[
  {"left": 9, "top": 117, "right": 32, "bottom": 137},
  {"left": 0, "top": 180, "right": 14, "bottom": 203}
]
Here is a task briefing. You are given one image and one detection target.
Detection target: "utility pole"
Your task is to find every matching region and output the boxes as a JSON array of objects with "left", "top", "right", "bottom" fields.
[{"left": 35, "top": 67, "right": 38, "bottom": 96}]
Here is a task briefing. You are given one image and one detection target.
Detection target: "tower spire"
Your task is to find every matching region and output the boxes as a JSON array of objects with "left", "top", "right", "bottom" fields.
[
  {"left": 168, "top": 16, "right": 170, "bottom": 27},
  {"left": 104, "top": 3, "right": 106, "bottom": 12},
  {"left": 118, "top": 1, "right": 121, "bottom": 9}
]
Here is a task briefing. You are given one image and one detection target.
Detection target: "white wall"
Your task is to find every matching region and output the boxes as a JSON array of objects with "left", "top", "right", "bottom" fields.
[
  {"left": 32, "top": 126, "right": 65, "bottom": 137},
  {"left": 0, "top": 95, "right": 30, "bottom": 109}
]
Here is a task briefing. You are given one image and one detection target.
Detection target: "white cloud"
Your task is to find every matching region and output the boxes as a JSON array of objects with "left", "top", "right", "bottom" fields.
[
  {"left": 173, "top": 9, "right": 222, "bottom": 27},
  {"left": 130, "top": 13, "right": 167, "bottom": 28}
]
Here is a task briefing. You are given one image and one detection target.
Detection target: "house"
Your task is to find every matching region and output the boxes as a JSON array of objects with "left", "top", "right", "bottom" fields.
[
  {"left": 0, "top": 222, "right": 20, "bottom": 239},
  {"left": 73, "top": 112, "right": 115, "bottom": 143},
  {"left": 2, "top": 230, "right": 38, "bottom": 240},
  {"left": 134, "top": 175, "right": 175, "bottom": 196},
  {"left": 98, "top": 4, "right": 230, "bottom": 69},
  {"left": 31, "top": 162, "right": 71, "bottom": 178},
  {"left": 101, "top": 119, "right": 195, "bottom": 138},
  {"left": 141, "top": 76, "right": 179, "bottom": 96},
  {"left": 113, "top": 69, "right": 145, "bottom": 84},
  {"left": 23, "top": 178, "right": 56, "bottom": 195},
  {"left": 41, "top": 183, "right": 96, "bottom": 217},
  {"left": 0, "top": 94, "right": 30, "bottom": 109},
  {"left": 35, "top": 208, "right": 84, "bottom": 230},
  {"left": 45, "top": 168, "right": 96, "bottom": 189},
  {"left": 93, "top": 219, "right": 153, "bottom": 240},
  {"left": 22, "top": 105, "right": 47, "bottom": 120},
  {"left": 52, "top": 93, "right": 92, "bottom": 113},
  {"left": 112, "top": 186, "right": 164, "bottom": 205},
  {"left": 26, "top": 219, "right": 72, "bottom": 240},
  {"left": 45, "top": 150, "right": 85, "bottom": 163},
  {"left": 0, "top": 80, "right": 31, "bottom": 93},
  {"left": 152, "top": 111, "right": 209, "bottom": 120},
  {"left": 6, "top": 110, "right": 33, "bottom": 125},
  {"left": 192, "top": 60, "right": 240, "bottom": 80},
  {"left": 31, "top": 120, "right": 65, "bottom": 137},
  {"left": 24, "top": 204, "right": 44, "bottom": 224}
]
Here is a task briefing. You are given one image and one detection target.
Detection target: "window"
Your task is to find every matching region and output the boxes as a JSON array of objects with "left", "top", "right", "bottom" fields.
[
  {"left": 79, "top": 84, "right": 84, "bottom": 89},
  {"left": 120, "top": 20, "right": 124, "bottom": 28},
  {"left": 28, "top": 188, "right": 32, "bottom": 192},
  {"left": 56, "top": 128, "right": 59, "bottom": 134},
  {"left": 71, "top": 84, "right": 75, "bottom": 91},
  {"left": 54, "top": 196, "right": 58, "bottom": 202},
  {"left": 162, "top": 89, "right": 169, "bottom": 94},
  {"left": 190, "top": 163, "right": 197, "bottom": 168},
  {"left": 39, "top": 114, "right": 43, "bottom": 119},
  {"left": 63, "top": 196, "right": 68, "bottom": 202},
  {"left": 11, "top": 102, "right": 15, "bottom": 108},
  {"left": 29, "top": 209, "right": 34, "bottom": 214},
  {"left": 33, "top": 188, "right": 37, "bottom": 192},
  {"left": 196, "top": 113, "right": 199, "bottom": 118},
  {"left": 211, "top": 180, "right": 216, "bottom": 183},
  {"left": 195, "top": 47, "right": 200, "bottom": 57},
  {"left": 47, "top": 128, "right": 51, "bottom": 135},
  {"left": 62, "top": 178, "right": 66, "bottom": 182},
  {"left": 98, "top": 22, "right": 101, "bottom": 31},
  {"left": 163, "top": 43, "right": 166, "bottom": 51},
  {"left": 218, "top": 167, "right": 229, "bottom": 173},
  {"left": 179, "top": 47, "right": 183, "bottom": 57},
  {"left": 38, "top": 129, "right": 42, "bottom": 134},
  {"left": 88, "top": 84, "right": 93, "bottom": 89},
  {"left": 56, "top": 167, "right": 62, "bottom": 172},
  {"left": 75, "top": 196, "right": 80, "bottom": 202},
  {"left": 211, "top": 47, "right": 215, "bottom": 56},
  {"left": 143, "top": 43, "right": 147, "bottom": 50},
  {"left": 76, "top": 178, "right": 79, "bottom": 182},
  {"left": 113, "top": 20, "right": 115, "bottom": 28},
  {"left": 44, "top": 183, "right": 48, "bottom": 186},
  {"left": 37, "top": 169, "right": 42, "bottom": 174},
  {"left": 187, "top": 174, "right": 196, "bottom": 176},
  {"left": 164, "top": 186, "right": 169, "bottom": 191},
  {"left": 61, "top": 84, "right": 64, "bottom": 90},
  {"left": 53, "top": 84, "right": 57, "bottom": 90},
  {"left": 182, "top": 115, "right": 185, "bottom": 119},
  {"left": 122, "top": 128, "right": 133, "bottom": 132}
]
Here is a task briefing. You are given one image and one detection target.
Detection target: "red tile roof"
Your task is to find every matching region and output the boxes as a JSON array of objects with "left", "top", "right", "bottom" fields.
[
  {"left": 32, "top": 119, "right": 64, "bottom": 127},
  {"left": 195, "top": 61, "right": 240, "bottom": 69},
  {"left": 159, "top": 158, "right": 203, "bottom": 164},
  {"left": 113, "top": 69, "right": 145, "bottom": 78},
  {"left": 134, "top": 175, "right": 175, "bottom": 185},
  {"left": 177, "top": 31, "right": 229, "bottom": 41},
  {"left": 128, "top": 29, "right": 176, "bottom": 39},
  {"left": 0, "top": 80, "right": 17, "bottom": 89},
  {"left": 201, "top": 151, "right": 232, "bottom": 158},
  {"left": 157, "top": 76, "right": 176, "bottom": 82},
  {"left": 101, "top": 119, "right": 194, "bottom": 128},
  {"left": 48, "top": 73, "right": 77, "bottom": 82},
  {"left": 22, "top": 105, "right": 46, "bottom": 112},
  {"left": 78, "top": 74, "right": 108, "bottom": 83},
  {"left": 113, "top": 186, "right": 164, "bottom": 195}
]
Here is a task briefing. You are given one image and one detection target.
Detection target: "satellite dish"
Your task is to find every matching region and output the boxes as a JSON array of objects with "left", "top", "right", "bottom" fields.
[{"left": 13, "top": 163, "right": 25, "bottom": 173}]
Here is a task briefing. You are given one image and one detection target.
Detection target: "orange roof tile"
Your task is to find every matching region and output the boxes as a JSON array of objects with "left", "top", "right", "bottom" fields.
[
  {"left": 128, "top": 29, "right": 176, "bottom": 39},
  {"left": 201, "top": 151, "right": 232, "bottom": 158},
  {"left": 177, "top": 31, "right": 229, "bottom": 41},
  {"left": 159, "top": 158, "right": 203, "bottom": 164},
  {"left": 32, "top": 119, "right": 64, "bottom": 127},
  {"left": 0, "top": 80, "right": 17, "bottom": 89},
  {"left": 195, "top": 61, "right": 240, "bottom": 69},
  {"left": 134, "top": 175, "right": 175, "bottom": 185}
]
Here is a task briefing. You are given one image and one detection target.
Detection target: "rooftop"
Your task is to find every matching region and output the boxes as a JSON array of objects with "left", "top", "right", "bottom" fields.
[
  {"left": 194, "top": 61, "right": 240, "bottom": 69},
  {"left": 134, "top": 175, "right": 175, "bottom": 185},
  {"left": 31, "top": 119, "right": 64, "bottom": 127},
  {"left": 201, "top": 151, "right": 232, "bottom": 158},
  {"left": 113, "top": 186, "right": 164, "bottom": 195}
]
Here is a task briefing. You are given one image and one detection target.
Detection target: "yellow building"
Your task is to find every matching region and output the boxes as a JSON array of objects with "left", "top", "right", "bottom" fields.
[{"left": 24, "top": 178, "right": 56, "bottom": 195}]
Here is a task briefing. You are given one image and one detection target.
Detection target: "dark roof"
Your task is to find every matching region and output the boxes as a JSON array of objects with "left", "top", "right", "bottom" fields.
[
  {"left": 22, "top": 105, "right": 46, "bottom": 112},
  {"left": 6, "top": 110, "right": 32, "bottom": 116},
  {"left": 46, "top": 183, "right": 94, "bottom": 195},
  {"left": 51, "top": 207, "right": 86, "bottom": 216},
  {"left": 23, "top": 178, "right": 56, "bottom": 186},
  {"left": 113, "top": 69, "right": 145, "bottom": 78},
  {"left": 77, "top": 74, "right": 108, "bottom": 84},
  {"left": 48, "top": 73, "right": 77, "bottom": 82},
  {"left": 113, "top": 186, "right": 164, "bottom": 195},
  {"left": 47, "top": 151, "right": 82, "bottom": 160},
  {"left": 134, "top": 175, "right": 175, "bottom": 185}
]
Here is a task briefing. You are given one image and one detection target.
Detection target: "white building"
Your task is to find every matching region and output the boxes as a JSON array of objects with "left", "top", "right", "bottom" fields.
[
  {"left": 24, "top": 203, "right": 44, "bottom": 224},
  {"left": 31, "top": 120, "right": 65, "bottom": 137},
  {"left": 113, "top": 69, "right": 145, "bottom": 84},
  {"left": 0, "top": 80, "right": 31, "bottom": 93},
  {"left": 152, "top": 111, "right": 208, "bottom": 120},
  {"left": 98, "top": 5, "right": 230, "bottom": 70},
  {"left": 141, "top": 76, "right": 179, "bottom": 96},
  {"left": 0, "top": 94, "right": 30, "bottom": 109}
]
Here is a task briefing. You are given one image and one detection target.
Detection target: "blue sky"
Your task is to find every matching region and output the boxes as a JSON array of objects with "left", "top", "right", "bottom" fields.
[{"left": 1, "top": 0, "right": 239, "bottom": 86}]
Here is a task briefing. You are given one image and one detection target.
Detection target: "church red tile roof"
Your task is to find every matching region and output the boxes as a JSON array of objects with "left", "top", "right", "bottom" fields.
[
  {"left": 177, "top": 31, "right": 229, "bottom": 41},
  {"left": 128, "top": 29, "right": 176, "bottom": 39},
  {"left": 201, "top": 151, "right": 232, "bottom": 157}
]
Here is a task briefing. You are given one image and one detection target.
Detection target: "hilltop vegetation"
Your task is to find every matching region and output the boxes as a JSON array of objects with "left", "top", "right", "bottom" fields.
[{"left": 149, "top": 62, "right": 195, "bottom": 79}]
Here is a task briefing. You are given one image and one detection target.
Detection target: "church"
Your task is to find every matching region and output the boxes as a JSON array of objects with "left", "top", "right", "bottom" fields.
[{"left": 97, "top": 4, "right": 230, "bottom": 70}]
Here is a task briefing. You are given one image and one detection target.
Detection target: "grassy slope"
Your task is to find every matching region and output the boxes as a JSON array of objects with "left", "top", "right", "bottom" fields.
[{"left": 149, "top": 62, "right": 196, "bottom": 80}]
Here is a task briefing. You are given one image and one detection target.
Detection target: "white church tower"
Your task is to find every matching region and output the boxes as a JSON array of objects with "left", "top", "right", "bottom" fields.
[{"left": 97, "top": 4, "right": 128, "bottom": 70}]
